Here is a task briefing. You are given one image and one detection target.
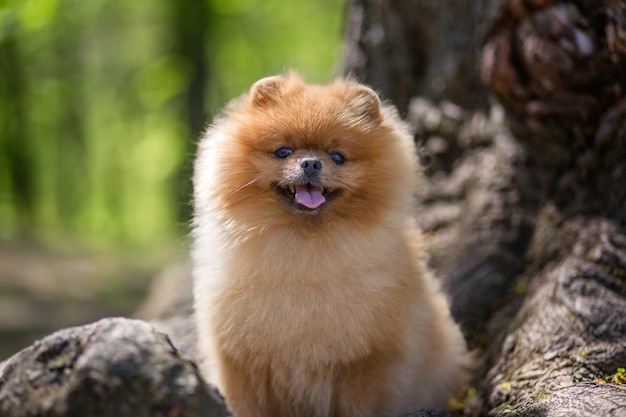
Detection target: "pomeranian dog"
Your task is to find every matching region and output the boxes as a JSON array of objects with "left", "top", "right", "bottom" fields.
[{"left": 192, "top": 72, "right": 469, "bottom": 417}]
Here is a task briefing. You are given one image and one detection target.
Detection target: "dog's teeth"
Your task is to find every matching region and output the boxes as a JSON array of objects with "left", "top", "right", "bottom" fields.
[
  {"left": 295, "top": 193, "right": 299, "bottom": 200},
  {"left": 289, "top": 186, "right": 295, "bottom": 194},
  {"left": 320, "top": 187, "right": 325, "bottom": 194}
]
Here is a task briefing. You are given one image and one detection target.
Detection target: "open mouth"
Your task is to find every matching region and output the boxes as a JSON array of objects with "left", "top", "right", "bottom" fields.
[{"left": 278, "top": 183, "right": 334, "bottom": 211}]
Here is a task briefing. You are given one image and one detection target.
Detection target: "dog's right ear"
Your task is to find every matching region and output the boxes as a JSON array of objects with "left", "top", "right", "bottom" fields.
[
  {"left": 348, "top": 85, "right": 381, "bottom": 124},
  {"left": 249, "top": 76, "right": 286, "bottom": 107}
]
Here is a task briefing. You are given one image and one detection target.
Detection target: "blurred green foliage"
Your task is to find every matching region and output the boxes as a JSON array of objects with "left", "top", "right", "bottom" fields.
[{"left": 0, "top": 0, "right": 344, "bottom": 250}]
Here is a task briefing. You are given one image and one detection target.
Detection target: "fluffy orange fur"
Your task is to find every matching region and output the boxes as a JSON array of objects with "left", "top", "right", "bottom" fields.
[{"left": 192, "top": 73, "right": 470, "bottom": 417}]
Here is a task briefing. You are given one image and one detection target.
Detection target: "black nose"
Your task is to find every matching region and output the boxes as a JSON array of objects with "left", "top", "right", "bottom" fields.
[{"left": 300, "top": 158, "right": 322, "bottom": 176}]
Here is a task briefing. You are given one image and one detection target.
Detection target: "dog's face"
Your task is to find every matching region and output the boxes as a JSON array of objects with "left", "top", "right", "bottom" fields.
[
  {"left": 199, "top": 73, "right": 417, "bottom": 231},
  {"left": 272, "top": 145, "right": 344, "bottom": 212}
]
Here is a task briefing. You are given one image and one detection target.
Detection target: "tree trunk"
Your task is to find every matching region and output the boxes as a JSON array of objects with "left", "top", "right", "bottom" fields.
[
  {"left": 341, "top": 0, "right": 498, "bottom": 113},
  {"left": 171, "top": 0, "right": 211, "bottom": 227},
  {"left": 0, "top": 34, "right": 35, "bottom": 237},
  {"left": 343, "top": 0, "right": 626, "bottom": 415}
]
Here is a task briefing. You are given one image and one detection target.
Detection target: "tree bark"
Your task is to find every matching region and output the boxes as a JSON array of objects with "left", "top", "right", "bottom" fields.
[
  {"left": 341, "top": 0, "right": 499, "bottom": 113},
  {"left": 0, "top": 34, "right": 35, "bottom": 236},
  {"left": 0, "top": 318, "right": 229, "bottom": 417},
  {"left": 470, "top": 212, "right": 626, "bottom": 416},
  {"left": 171, "top": 0, "right": 211, "bottom": 226}
]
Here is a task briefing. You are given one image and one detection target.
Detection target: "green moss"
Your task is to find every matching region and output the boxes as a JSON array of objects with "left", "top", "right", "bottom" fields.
[{"left": 604, "top": 367, "right": 626, "bottom": 384}]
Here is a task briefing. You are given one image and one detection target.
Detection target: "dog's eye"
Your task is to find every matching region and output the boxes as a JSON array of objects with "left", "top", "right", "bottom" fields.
[
  {"left": 275, "top": 147, "right": 293, "bottom": 159},
  {"left": 329, "top": 151, "right": 345, "bottom": 165}
]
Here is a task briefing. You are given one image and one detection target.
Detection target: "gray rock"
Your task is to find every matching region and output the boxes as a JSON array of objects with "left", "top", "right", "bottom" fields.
[{"left": 0, "top": 317, "right": 229, "bottom": 417}]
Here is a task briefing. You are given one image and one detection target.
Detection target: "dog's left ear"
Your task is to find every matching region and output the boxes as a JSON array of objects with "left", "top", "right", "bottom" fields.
[
  {"left": 249, "top": 76, "right": 286, "bottom": 107},
  {"left": 348, "top": 85, "right": 382, "bottom": 124}
]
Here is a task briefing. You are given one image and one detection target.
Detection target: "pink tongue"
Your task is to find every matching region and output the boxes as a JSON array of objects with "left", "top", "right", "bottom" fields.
[{"left": 295, "top": 184, "right": 326, "bottom": 209}]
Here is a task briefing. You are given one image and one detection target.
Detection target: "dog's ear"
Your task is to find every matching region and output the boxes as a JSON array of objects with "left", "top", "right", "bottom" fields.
[
  {"left": 348, "top": 85, "right": 381, "bottom": 124},
  {"left": 249, "top": 76, "right": 286, "bottom": 107},
  {"left": 348, "top": 85, "right": 382, "bottom": 125}
]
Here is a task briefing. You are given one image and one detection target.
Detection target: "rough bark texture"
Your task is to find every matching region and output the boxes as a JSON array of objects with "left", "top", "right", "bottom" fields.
[
  {"left": 470, "top": 213, "right": 626, "bottom": 416},
  {"left": 407, "top": 98, "right": 536, "bottom": 340},
  {"left": 0, "top": 318, "right": 229, "bottom": 417},
  {"left": 480, "top": 0, "right": 626, "bottom": 219},
  {"left": 342, "top": 0, "right": 500, "bottom": 113}
]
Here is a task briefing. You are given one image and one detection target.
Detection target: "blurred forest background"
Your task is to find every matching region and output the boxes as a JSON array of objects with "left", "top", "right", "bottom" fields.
[{"left": 0, "top": 0, "right": 344, "bottom": 358}]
